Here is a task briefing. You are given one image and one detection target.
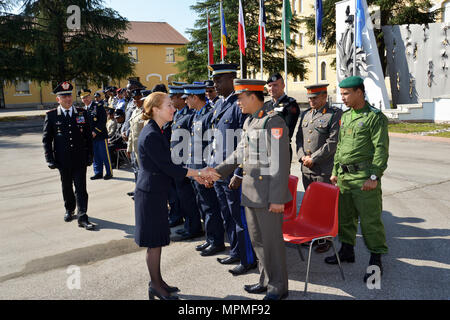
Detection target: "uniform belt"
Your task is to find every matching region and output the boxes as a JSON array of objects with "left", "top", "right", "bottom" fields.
[{"left": 339, "top": 161, "right": 370, "bottom": 173}]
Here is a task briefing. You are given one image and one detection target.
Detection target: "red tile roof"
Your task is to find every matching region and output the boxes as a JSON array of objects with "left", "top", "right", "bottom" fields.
[{"left": 124, "top": 21, "right": 189, "bottom": 45}]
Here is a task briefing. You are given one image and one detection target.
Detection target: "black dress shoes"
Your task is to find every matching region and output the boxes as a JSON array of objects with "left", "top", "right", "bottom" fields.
[
  {"left": 196, "top": 242, "right": 210, "bottom": 251},
  {"left": 229, "top": 263, "right": 257, "bottom": 276},
  {"left": 244, "top": 283, "right": 267, "bottom": 294},
  {"left": 217, "top": 256, "right": 240, "bottom": 265},
  {"left": 324, "top": 243, "right": 355, "bottom": 264},
  {"left": 103, "top": 174, "right": 113, "bottom": 180},
  {"left": 148, "top": 287, "right": 179, "bottom": 300},
  {"left": 127, "top": 191, "right": 134, "bottom": 197},
  {"left": 173, "top": 230, "right": 205, "bottom": 241},
  {"left": 200, "top": 244, "right": 226, "bottom": 256},
  {"left": 78, "top": 217, "right": 95, "bottom": 231},
  {"left": 64, "top": 211, "right": 74, "bottom": 222},
  {"left": 263, "top": 292, "right": 289, "bottom": 300},
  {"left": 90, "top": 174, "right": 103, "bottom": 180}
]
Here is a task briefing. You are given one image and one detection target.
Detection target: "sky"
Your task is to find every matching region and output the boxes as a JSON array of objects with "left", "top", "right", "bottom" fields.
[{"left": 104, "top": 0, "right": 199, "bottom": 40}]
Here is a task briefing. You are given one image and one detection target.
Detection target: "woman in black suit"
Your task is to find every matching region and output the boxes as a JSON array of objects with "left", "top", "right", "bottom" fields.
[{"left": 135, "top": 92, "right": 218, "bottom": 300}]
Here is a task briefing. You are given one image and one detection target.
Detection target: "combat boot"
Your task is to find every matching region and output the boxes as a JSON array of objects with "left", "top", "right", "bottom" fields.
[
  {"left": 364, "top": 253, "right": 383, "bottom": 283},
  {"left": 324, "top": 242, "right": 355, "bottom": 264}
]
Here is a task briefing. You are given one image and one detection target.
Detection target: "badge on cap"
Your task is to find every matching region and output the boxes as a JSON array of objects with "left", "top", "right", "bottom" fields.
[
  {"left": 271, "top": 128, "right": 283, "bottom": 140},
  {"left": 62, "top": 82, "right": 70, "bottom": 90}
]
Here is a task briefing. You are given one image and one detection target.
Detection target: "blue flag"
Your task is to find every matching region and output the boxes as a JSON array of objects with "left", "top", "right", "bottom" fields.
[
  {"left": 355, "top": 0, "right": 365, "bottom": 48},
  {"left": 316, "top": 0, "right": 323, "bottom": 42}
]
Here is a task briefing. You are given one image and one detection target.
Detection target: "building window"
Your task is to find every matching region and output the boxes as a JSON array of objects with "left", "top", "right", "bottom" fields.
[
  {"left": 321, "top": 61, "right": 327, "bottom": 81},
  {"left": 14, "top": 80, "right": 30, "bottom": 95},
  {"left": 166, "top": 48, "right": 175, "bottom": 63},
  {"left": 444, "top": 1, "right": 450, "bottom": 23},
  {"left": 128, "top": 47, "right": 138, "bottom": 63}
]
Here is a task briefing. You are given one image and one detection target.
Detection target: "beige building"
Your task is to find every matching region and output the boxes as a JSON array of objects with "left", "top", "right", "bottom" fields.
[{"left": 1, "top": 21, "right": 188, "bottom": 108}]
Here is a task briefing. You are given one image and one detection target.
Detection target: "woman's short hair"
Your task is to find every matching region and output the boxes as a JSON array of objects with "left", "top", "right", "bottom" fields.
[{"left": 141, "top": 92, "right": 167, "bottom": 121}]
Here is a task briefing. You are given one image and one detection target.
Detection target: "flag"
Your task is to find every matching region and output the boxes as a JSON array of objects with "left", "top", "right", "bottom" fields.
[
  {"left": 355, "top": 0, "right": 365, "bottom": 48},
  {"left": 281, "top": 0, "right": 292, "bottom": 47},
  {"left": 221, "top": 6, "right": 228, "bottom": 59},
  {"left": 207, "top": 12, "right": 214, "bottom": 64},
  {"left": 316, "top": 0, "right": 323, "bottom": 42},
  {"left": 238, "top": 0, "right": 246, "bottom": 55},
  {"left": 258, "top": 0, "right": 266, "bottom": 52}
]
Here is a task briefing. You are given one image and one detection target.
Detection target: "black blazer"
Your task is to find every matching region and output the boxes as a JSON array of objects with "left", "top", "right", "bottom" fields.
[
  {"left": 136, "top": 119, "right": 188, "bottom": 194},
  {"left": 86, "top": 101, "right": 108, "bottom": 141},
  {"left": 43, "top": 106, "right": 93, "bottom": 169}
]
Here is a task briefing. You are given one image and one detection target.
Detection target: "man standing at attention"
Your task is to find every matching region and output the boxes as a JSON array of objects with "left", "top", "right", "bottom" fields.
[
  {"left": 325, "top": 76, "right": 389, "bottom": 283},
  {"left": 296, "top": 83, "right": 342, "bottom": 253}
]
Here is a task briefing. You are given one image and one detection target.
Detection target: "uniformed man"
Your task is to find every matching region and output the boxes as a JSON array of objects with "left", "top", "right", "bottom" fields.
[
  {"left": 209, "top": 64, "right": 256, "bottom": 275},
  {"left": 79, "top": 89, "right": 113, "bottom": 180},
  {"left": 168, "top": 84, "right": 203, "bottom": 240},
  {"left": 325, "top": 76, "right": 389, "bottom": 284},
  {"left": 204, "top": 79, "right": 292, "bottom": 300},
  {"left": 43, "top": 81, "right": 94, "bottom": 230},
  {"left": 264, "top": 73, "right": 300, "bottom": 162},
  {"left": 296, "top": 83, "right": 343, "bottom": 253},
  {"left": 181, "top": 84, "right": 226, "bottom": 256},
  {"left": 204, "top": 80, "right": 219, "bottom": 105},
  {"left": 126, "top": 89, "right": 145, "bottom": 172},
  {"left": 94, "top": 91, "right": 106, "bottom": 109}
]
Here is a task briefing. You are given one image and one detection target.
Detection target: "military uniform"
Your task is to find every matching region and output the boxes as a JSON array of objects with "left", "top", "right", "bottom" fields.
[
  {"left": 43, "top": 82, "right": 94, "bottom": 230},
  {"left": 265, "top": 73, "right": 300, "bottom": 162},
  {"left": 208, "top": 64, "right": 255, "bottom": 270},
  {"left": 169, "top": 84, "right": 202, "bottom": 238},
  {"left": 183, "top": 84, "right": 225, "bottom": 254},
  {"left": 296, "top": 84, "right": 343, "bottom": 190},
  {"left": 215, "top": 79, "right": 292, "bottom": 299},
  {"left": 331, "top": 76, "right": 389, "bottom": 263}
]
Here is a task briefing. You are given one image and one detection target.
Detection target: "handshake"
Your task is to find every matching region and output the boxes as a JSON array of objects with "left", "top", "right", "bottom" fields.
[{"left": 192, "top": 167, "right": 221, "bottom": 188}]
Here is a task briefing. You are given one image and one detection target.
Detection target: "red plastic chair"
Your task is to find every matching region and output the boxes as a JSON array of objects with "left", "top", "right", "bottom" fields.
[
  {"left": 282, "top": 182, "right": 345, "bottom": 294},
  {"left": 283, "top": 175, "right": 299, "bottom": 221}
]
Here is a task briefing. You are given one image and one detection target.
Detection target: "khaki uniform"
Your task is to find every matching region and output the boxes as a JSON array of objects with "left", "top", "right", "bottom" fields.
[
  {"left": 215, "top": 108, "right": 292, "bottom": 296},
  {"left": 296, "top": 103, "right": 343, "bottom": 189},
  {"left": 127, "top": 107, "right": 144, "bottom": 165}
]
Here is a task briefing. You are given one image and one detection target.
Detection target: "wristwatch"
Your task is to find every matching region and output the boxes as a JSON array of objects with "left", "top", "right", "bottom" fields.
[{"left": 370, "top": 174, "right": 378, "bottom": 181}]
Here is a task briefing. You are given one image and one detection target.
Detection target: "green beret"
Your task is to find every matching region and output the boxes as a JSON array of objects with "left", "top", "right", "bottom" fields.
[{"left": 339, "top": 76, "right": 364, "bottom": 88}]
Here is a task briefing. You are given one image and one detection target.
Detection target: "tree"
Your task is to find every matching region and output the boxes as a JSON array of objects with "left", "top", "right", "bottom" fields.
[
  {"left": 175, "top": 0, "right": 308, "bottom": 83},
  {"left": 302, "top": 0, "right": 440, "bottom": 73},
  {"left": 0, "top": 0, "right": 134, "bottom": 86}
]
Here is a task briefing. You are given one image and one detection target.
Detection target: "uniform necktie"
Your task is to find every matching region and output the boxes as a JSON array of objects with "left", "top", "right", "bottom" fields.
[{"left": 65, "top": 110, "right": 70, "bottom": 118}]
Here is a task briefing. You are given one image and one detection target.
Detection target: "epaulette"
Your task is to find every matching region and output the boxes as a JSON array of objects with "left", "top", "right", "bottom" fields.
[{"left": 46, "top": 108, "right": 57, "bottom": 114}]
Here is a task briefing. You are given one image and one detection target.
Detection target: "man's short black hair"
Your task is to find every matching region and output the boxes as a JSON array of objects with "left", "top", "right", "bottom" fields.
[{"left": 353, "top": 83, "right": 365, "bottom": 94}]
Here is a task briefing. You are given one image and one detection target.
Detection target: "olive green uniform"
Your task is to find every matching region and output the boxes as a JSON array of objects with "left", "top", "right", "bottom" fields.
[
  {"left": 215, "top": 108, "right": 292, "bottom": 296},
  {"left": 332, "top": 102, "right": 389, "bottom": 254}
]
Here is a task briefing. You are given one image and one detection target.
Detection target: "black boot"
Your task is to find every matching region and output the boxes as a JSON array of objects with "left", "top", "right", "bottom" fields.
[
  {"left": 364, "top": 253, "right": 383, "bottom": 283},
  {"left": 324, "top": 242, "right": 355, "bottom": 264}
]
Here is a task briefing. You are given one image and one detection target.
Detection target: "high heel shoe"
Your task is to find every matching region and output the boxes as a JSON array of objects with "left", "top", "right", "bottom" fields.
[
  {"left": 148, "top": 287, "right": 179, "bottom": 300},
  {"left": 149, "top": 281, "right": 180, "bottom": 294}
]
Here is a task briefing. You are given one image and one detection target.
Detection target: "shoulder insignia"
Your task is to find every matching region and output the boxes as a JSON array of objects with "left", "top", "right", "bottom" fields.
[{"left": 369, "top": 106, "right": 381, "bottom": 114}]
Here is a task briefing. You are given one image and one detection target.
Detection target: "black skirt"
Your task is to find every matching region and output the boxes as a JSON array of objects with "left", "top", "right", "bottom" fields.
[{"left": 134, "top": 189, "right": 170, "bottom": 248}]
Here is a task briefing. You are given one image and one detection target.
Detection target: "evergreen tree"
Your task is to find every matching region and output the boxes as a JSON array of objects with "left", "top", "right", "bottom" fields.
[
  {"left": 0, "top": 0, "right": 134, "bottom": 86},
  {"left": 302, "top": 0, "right": 440, "bottom": 73},
  {"left": 176, "top": 0, "right": 308, "bottom": 83}
]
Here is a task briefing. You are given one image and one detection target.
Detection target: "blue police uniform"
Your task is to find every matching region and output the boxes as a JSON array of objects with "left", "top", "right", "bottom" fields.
[
  {"left": 184, "top": 85, "right": 225, "bottom": 254},
  {"left": 169, "top": 85, "right": 203, "bottom": 236},
  {"left": 209, "top": 64, "right": 256, "bottom": 269}
]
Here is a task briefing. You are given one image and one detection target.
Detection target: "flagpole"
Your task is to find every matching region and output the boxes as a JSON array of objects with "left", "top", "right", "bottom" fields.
[
  {"left": 315, "top": 1, "right": 319, "bottom": 83},
  {"left": 207, "top": 11, "right": 211, "bottom": 78},
  {"left": 220, "top": 0, "right": 224, "bottom": 64},
  {"left": 353, "top": 0, "right": 357, "bottom": 76},
  {"left": 259, "top": 0, "right": 263, "bottom": 80},
  {"left": 283, "top": 0, "right": 288, "bottom": 95},
  {"left": 260, "top": 40, "right": 263, "bottom": 80}
]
